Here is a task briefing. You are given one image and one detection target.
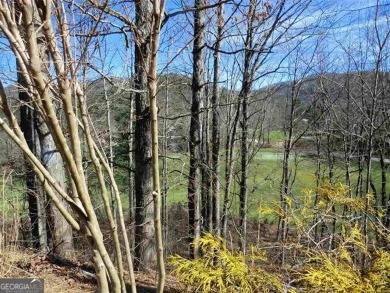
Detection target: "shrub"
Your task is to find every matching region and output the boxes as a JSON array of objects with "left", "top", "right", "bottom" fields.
[
  {"left": 169, "top": 233, "right": 283, "bottom": 292},
  {"left": 296, "top": 226, "right": 390, "bottom": 293}
]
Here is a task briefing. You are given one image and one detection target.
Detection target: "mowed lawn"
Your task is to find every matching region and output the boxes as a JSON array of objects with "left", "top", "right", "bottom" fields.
[
  {"left": 0, "top": 177, "right": 26, "bottom": 219},
  {"left": 1, "top": 148, "right": 388, "bottom": 223},
  {"left": 161, "top": 149, "right": 390, "bottom": 222}
]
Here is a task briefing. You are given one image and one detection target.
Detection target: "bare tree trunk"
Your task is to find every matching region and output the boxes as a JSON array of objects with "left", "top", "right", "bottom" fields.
[
  {"left": 18, "top": 5, "right": 74, "bottom": 255},
  {"left": 313, "top": 126, "right": 322, "bottom": 243},
  {"left": 103, "top": 77, "right": 116, "bottom": 214},
  {"left": 147, "top": 1, "right": 166, "bottom": 291},
  {"left": 239, "top": 90, "right": 249, "bottom": 254},
  {"left": 379, "top": 148, "right": 387, "bottom": 222},
  {"left": 356, "top": 141, "right": 364, "bottom": 198},
  {"left": 326, "top": 133, "right": 335, "bottom": 184},
  {"left": 202, "top": 84, "right": 212, "bottom": 232},
  {"left": 222, "top": 92, "right": 241, "bottom": 239},
  {"left": 128, "top": 92, "right": 135, "bottom": 250},
  {"left": 20, "top": 85, "right": 44, "bottom": 250},
  {"left": 237, "top": 0, "right": 256, "bottom": 253},
  {"left": 278, "top": 83, "right": 295, "bottom": 243},
  {"left": 37, "top": 120, "right": 74, "bottom": 258},
  {"left": 211, "top": 2, "right": 223, "bottom": 237},
  {"left": 134, "top": 0, "right": 155, "bottom": 270},
  {"left": 162, "top": 76, "right": 169, "bottom": 254},
  {"left": 126, "top": 43, "right": 135, "bottom": 252},
  {"left": 188, "top": 0, "right": 206, "bottom": 258},
  {"left": 35, "top": 13, "right": 73, "bottom": 258},
  {"left": 15, "top": 1, "right": 46, "bottom": 251}
]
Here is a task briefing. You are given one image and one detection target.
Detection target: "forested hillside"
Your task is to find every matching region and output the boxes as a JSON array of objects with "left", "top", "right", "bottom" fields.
[{"left": 1, "top": 1, "right": 390, "bottom": 292}]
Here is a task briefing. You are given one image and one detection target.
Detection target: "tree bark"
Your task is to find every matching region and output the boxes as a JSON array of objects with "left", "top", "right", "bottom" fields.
[
  {"left": 237, "top": 0, "right": 256, "bottom": 253},
  {"left": 35, "top": 12, "right": 74, "bottom": 258},
  {"left": 37, "top": 121, "right": 74, "bottom": 258},
  {"left": 222, "top": 89, "right": 241, "bottom": 239},
  {"left": 239, "top": 84, "right": 249, "bottom": 254},
  {"left": 188, "top": 0, "right": 206, "bottom": 258},
  {"left": 147, "top": 1, "right": 166, "bottom": 291},
  {"left": 134, "top": 0, "right": 155, "bottom": 270},
  {"left": 211, "top": 1, "right": 223, "bottom": 237},
  {"left": 19, "top": 84, "right": 44, "bottom": 250},
  {"left": 201, "top": 84, "right": 211, "bottom": 232}
]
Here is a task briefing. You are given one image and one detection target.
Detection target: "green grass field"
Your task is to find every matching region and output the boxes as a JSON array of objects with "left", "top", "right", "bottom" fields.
[
  {"left": 1, "top": 148, "right": 389, "bottom": 224},
  {"left": 161, "top": 149, "right": 390, "bottom": 222},
  {"left": 0, "top": 175, "right": 26, "bottom": 219}
]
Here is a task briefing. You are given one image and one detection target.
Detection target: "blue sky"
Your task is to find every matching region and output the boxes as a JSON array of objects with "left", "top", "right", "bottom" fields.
[
  {"left": 0, "top": 0, "right": 389, "bottom": 89},
  {"left": 255, "top": 0, "right": 390, "bottom": 86},
  {"left": 159, "top": 0, "right": 390, "bottom": 88}
]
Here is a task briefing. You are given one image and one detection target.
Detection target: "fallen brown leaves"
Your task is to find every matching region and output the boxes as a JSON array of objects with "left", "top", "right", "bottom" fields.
[
  {"left": 0, "top": 248, "right": 96, "bottom": 293},
  {"left": 0, "top": 248, "right": 181, "bottom": 292}
]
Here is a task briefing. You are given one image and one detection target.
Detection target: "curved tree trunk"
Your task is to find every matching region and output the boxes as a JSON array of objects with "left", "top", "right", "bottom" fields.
[{"left": 36, "top": 14, "right": 73, "bottom": 258}]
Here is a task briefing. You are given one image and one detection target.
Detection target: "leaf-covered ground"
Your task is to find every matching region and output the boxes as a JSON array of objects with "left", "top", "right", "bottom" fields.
[{"left": 0, "top": 248, "right": 180, "bottom": 292}]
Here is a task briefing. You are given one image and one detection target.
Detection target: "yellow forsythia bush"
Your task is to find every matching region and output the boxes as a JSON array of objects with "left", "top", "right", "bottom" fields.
[{"left": 169, "top": 233, "right": 283, "bottom": 293}]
